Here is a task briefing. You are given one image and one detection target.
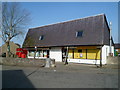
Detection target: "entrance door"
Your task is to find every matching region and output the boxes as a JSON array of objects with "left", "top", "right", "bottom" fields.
[
  {"left": 43, "top": 50, "right": 49, "bottom": 58},
  {"left": 47, "top": 50, "right": 49, "bottom": 58}
]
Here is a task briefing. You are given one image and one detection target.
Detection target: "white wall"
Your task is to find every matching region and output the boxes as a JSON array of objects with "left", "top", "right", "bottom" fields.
[
  {"left": 102, "top": 45, "right": 114, "bottom": 64},
  {"left": 28, "top": 56, "right": 47, "bottom": 59},
  {"left": 68, "top": 59, "right": 100, "bottom": 64},
  {"left": 50, "top": 47, "right": 62, "bottom": 62}
]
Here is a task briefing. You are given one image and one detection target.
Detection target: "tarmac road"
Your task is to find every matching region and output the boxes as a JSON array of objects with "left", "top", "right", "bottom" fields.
[{"left": 1, "top": 63, "right": 119, "bottom": 88}]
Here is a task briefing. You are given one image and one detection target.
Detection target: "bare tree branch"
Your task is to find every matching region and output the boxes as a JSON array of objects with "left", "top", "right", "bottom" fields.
[{"left": 1, "top": 2, "right": 30, "bottom": 57}]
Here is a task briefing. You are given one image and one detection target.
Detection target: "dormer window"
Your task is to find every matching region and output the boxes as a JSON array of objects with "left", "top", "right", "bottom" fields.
[
  {"left": 39, "top": 35, "right": 44, "bottom": 40},
  {"left": 76, "top": 31, "right": 83, "bottom": 37}
]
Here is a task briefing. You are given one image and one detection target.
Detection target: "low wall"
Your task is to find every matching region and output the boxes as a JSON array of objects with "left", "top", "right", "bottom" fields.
[
  {"left": 0, "top": 57, "right": 45, "bottom": 67},
  {"left": 106, "top": 56, "right": 120, "bottom": 64}
]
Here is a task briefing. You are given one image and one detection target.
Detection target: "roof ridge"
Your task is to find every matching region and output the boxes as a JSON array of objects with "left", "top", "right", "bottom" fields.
[{"left": 30, "top": 13, "right": 105, "bottom": 30}]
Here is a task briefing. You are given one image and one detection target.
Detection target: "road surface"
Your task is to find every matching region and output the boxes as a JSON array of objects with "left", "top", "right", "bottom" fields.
[{"left": 1, "top": 63, "right": 119, "bottom": 88}]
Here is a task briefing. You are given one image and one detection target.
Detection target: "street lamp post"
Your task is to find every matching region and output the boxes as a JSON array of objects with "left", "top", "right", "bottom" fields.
[
  {"left": 34, "top": 46, "right": 37, "bottom": 59},
  {"left": 65, "top": 46, "right": 68, "bottom": 65},
  {"left": 109, "top": 22, "right": 113, "bottom": 56},
  {"left": 100, "top": 47, "right": 102, "bottom": 67}
]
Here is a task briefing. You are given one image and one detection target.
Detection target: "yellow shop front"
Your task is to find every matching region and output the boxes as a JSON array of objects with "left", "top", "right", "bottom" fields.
[{"left": 67, "top": 46, "right": 101, "bottom": 64}]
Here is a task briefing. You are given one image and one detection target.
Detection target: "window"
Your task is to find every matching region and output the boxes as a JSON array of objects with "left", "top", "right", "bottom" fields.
[
  {"left": 39, "top": 35, "right": 44, "bottom": 40},
  {"left": 78, "top": 49, "right": 82, "bottom": 53},
  {"left": 76, "top": 31, "right": 83, "bottom": 37}
]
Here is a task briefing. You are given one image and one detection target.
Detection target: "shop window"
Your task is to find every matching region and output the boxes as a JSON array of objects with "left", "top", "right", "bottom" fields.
[
  {"left": 78, "top": 49, "right": 82, "bottom": 53},
  {"left": 29, "top": 51, "right": 34, "bottom": 57},
  {"left": 39, "top": 50, "right": 43, "bottom": 57},
  {"left": 43, "top": 50, "right": 47, "bottom": 57},
  {"left": 87, "top": 49, "right": 100, "bottom": 60}
]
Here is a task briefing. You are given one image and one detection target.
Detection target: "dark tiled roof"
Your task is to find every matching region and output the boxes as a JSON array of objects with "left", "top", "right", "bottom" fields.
[
  {"left": 114, "top": 43, "right": 120, "bottom": 49},
  {"left": 23, "top": 14, "right": 112, "bottom": 48}
]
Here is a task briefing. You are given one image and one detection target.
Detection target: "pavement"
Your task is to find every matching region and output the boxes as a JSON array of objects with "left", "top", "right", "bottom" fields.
[{"left": 1, "top": 62, "right": 119, "bottom": 88}]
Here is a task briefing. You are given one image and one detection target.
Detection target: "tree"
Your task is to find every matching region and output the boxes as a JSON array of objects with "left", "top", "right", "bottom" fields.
[{"left": 1, "top": 2, "right": 30, "bottom": 57}]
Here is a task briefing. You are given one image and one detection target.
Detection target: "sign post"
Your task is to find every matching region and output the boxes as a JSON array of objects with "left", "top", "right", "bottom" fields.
[{"left": 65, "top": 46, "right": 68, "bottom": 65}]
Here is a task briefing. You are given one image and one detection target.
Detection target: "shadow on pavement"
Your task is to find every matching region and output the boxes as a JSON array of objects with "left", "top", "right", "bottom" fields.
[{"left": 2, "top": 70, "right": 35, "bottom": 89}]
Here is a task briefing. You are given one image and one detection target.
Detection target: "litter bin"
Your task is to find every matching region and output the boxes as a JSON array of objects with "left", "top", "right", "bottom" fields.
[{"left": 45, "top": 58, "right": 51, "bottom": 68}]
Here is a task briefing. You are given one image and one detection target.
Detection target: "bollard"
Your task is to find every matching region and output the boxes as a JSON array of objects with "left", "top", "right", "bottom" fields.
[
  {"left": 51, "top": 59, "right": 56, "bottom": 67},
  {"left": 45, "top": 58, "right": 51, "bottom": 68}
]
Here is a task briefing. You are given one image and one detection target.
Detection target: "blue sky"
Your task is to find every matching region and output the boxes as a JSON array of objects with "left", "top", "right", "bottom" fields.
[{"left": 8, "top": 2, "right": 119, "bottom": 46}]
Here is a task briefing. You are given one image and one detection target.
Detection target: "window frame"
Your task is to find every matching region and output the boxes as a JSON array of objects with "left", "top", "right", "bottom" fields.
[
  {"left": 39, "top": 35, "right": 44, "bottom": 40},
  {"left": 78, "top": 49, "right": 82, "bottom": 53},
  {"left": 76, "top": 31, "right": 83, "bottom": 37}
]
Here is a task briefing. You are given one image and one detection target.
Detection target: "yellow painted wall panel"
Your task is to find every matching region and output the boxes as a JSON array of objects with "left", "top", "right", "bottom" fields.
[
  {"left": 87, "top": 49, "right": 100, "bottom": 60},
  {"left": 68, "top": 50, "right": 73, "bottom": 59},
  {"left": 82, "top": 49, "right": 86, "bottom": 59},
  {"left": 68, "top": 47, "right": 100, "bottom": 60},
  {"left": 74, "top": 49, "right": 86, "bottom": 59},
  {"left": 74, "top": 50, "right": 79, "bottom": 59}
]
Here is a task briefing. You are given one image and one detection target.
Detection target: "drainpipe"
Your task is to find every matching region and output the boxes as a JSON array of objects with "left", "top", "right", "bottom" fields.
[
  {"left": 100, "top": 47, "right": 102, "bottom": 67},
  {"left": 34, "top": 46, "right": 37, "bottom": 59},
  {"left": 109, "top": 22, "right": 112, "bottom": 56},
  {"left": 97, "top": 46, "right": 102, "bottom": 67},
  {"left": 65, "top": 46, "right": 68, "bottom": 65}
]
